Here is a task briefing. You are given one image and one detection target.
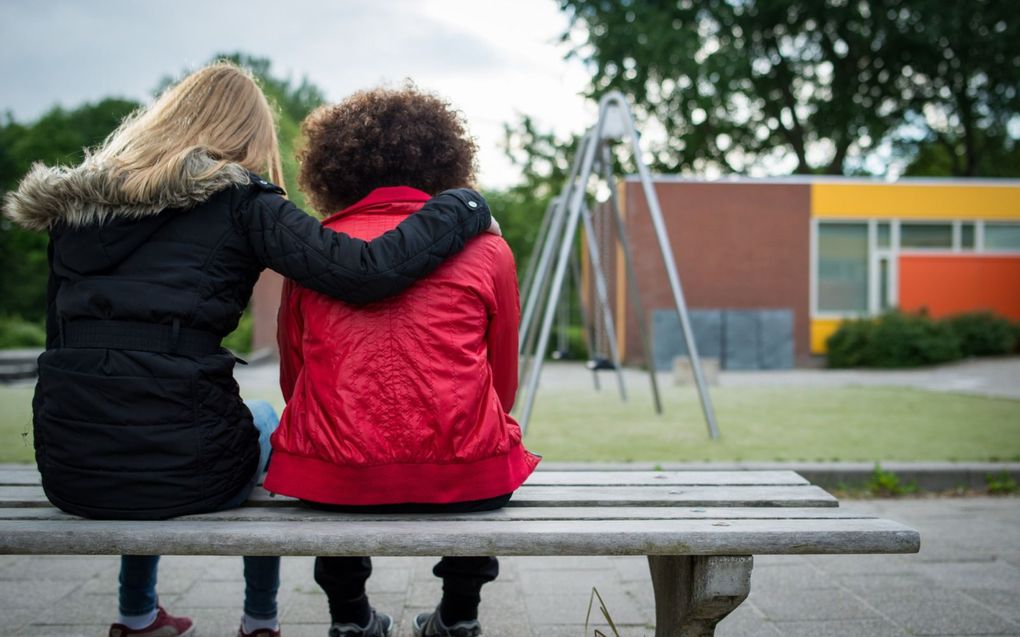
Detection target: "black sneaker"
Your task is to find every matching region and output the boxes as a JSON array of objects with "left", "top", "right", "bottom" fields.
[
  {"left": 328, "top": 609, "right": 393, "bottom": 637},
  {"left": 412, "top": 607, "right": 481, "bottom": 637}
]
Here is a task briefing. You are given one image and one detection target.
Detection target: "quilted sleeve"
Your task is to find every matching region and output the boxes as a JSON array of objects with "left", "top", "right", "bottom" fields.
[{"left": 236, "top": 188, "right": 492, "bottom": 305}]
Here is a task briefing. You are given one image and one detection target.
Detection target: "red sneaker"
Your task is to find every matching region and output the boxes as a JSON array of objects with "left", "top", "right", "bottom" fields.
[{"left": 108, "top": 606, "right": 195, "bottom": 637}]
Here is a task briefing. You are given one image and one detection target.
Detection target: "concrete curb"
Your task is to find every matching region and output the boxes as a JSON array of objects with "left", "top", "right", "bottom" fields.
[{"left": 537, "top": 461, "right": 1020, "bottom": 491}]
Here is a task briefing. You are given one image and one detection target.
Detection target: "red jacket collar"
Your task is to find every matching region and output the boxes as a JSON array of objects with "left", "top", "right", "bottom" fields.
[{"left": 321, "top": 186, "right": 431, "bottom": 224}]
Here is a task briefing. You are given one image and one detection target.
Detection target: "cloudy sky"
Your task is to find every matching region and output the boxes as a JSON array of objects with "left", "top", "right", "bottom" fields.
[{"left": 0, "top": 0, "right": 595, "bottom": 188}]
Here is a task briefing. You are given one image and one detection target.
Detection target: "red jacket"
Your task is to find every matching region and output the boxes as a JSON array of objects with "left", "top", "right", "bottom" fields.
[{"left": 264, "top": 186, "right": 540, "bottom": 505}]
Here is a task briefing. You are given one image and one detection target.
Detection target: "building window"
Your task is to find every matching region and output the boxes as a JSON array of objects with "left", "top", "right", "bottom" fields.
[
  {"left": 817, "top": 223, "right": 868, "bottom": 312},
  {"left": 985, "top": 223, "right": 1020, "bottom": 250},
  {"left": 960, "top": 222, "right": 975, "bottom": 249},
  {"left": 877, "top": 222, "right": 891, "bottom": 248},
  {"left": 901, "top": 222, "right": 953, "bottom": 249}
]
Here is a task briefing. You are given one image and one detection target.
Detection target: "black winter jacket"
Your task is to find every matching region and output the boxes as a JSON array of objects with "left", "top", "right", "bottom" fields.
[{"left": 2, "top": 161, "right": 491, "bottom": 519}]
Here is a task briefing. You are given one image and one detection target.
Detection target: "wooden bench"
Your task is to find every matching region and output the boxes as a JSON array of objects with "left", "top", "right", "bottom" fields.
[{"left": 0, "top": 466, "right": 919, "bottom": 636}]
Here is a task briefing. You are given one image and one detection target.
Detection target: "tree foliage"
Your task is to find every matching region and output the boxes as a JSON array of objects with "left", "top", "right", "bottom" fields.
[
  {"left": 0, "top": 98, "right": 141, "bottom": 320},
  {"left": 0, "top": 54, "right": 324, "bottom": 323},
  {"left": 557, "top": 0, "right": 1020, "bottom": 177}
]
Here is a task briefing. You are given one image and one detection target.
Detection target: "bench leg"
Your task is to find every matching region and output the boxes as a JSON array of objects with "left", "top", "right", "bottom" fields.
[{"left": 647, "top": 555, "right": 753, "bottom": 637}]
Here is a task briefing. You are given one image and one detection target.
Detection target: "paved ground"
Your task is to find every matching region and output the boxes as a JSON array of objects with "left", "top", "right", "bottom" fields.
[{"left": 2, "top": 496, "right": 1018, "bottom": 636}]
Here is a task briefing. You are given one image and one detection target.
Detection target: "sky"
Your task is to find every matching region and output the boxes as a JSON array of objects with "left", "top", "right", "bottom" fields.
[{"left": 0, "top": 0, "right": 596, "bottom": 189}]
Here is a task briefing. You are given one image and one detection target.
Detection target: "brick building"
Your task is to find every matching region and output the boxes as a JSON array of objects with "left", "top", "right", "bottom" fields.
[{"left": 585, "top": 177, "right": 1020, "bottom": 368}]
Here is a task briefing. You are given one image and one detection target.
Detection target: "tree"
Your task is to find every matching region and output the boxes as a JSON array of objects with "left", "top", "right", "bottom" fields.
[
  {"left": 557, "top": 0, "right": 1020, "bottom": 177},
  {"left": 1, "top": 54, "right": 327, "bottom": 323},
  {"left": 0, "top": 98, "right": 141, "bottom": 320},
  {"left": 893, "top": 1, "right": 1020, "bottom": 176},
  {"left": 496, "top": 115, "right": 584, "bottom": 276}
]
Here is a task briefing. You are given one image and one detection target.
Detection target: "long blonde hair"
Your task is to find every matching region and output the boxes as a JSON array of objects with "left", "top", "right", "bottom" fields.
[{"left": 91, "top": 61, "right": 284, "bottom": 201}]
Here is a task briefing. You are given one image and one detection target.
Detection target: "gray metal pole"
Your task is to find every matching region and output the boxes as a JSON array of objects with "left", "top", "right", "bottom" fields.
[
  {"left": 518, "top": 129, "right": 590, "bottom": 358},
  {"left": 599, "top": 144, "right": 663, "bottom": 415},
  {"left": 580, "top": 200, "right": 627, "bottom": 401},
  {"left": 519, "top": 194, "right": 566, "bottom": 356},
  {"left": 517, "top": 127, "right": 603, "bottom": 434},
  {"left": 569, "top": 249, "right": 601, "bottom": 391},
  {"left": 604, "top": 92, "right": 720, "bottom": 438}
]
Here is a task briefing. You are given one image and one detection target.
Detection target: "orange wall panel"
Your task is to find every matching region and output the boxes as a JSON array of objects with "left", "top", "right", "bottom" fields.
[{"left": 899, "top": 255, "right": 1020, "bottom": 320}]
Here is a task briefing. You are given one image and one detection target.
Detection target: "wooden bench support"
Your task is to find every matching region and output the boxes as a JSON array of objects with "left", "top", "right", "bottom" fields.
[{"left": 648, "top": 554, "right": 752, "bottom": 637}]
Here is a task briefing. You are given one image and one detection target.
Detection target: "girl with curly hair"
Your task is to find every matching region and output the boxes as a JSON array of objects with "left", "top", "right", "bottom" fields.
[{"left": 266, "top": 86, "right": 540, "bottom": 637}]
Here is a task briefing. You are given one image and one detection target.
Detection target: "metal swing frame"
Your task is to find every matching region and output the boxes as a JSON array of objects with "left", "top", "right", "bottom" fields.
[{"left": 515, "top": 91, "right": 720, "bottom": 439}]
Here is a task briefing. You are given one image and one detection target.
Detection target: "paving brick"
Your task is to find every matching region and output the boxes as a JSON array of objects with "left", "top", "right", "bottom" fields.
[
  {"left": 752, "top": 562, "right": 839, "bottom": 590},
  {"left": 0, "top": 556, "right": 115, "bottom": 582},
  {"left": 716, "top": 603, "right": 784, "bottom": 637},
  {"left": 519, "top": 567, "right": 622, "bottom": 596},
  {"left": 913, "top": 559, "right": 1020, "bottom": 591},
  {"left": 282, "top": 591, "right": 329, "bottom": 624},
  {"left": 523, "top": 590, "right": 650, "bottom": 626},
  {"left": 753, "top": 587, "right": 879, "bottom": 622},
  {"left": 32, "top": 590, "right": 119, "bottom": 624},
  {"left": 960, "top": 587, "right": 1020, "bottom": 625},
  {"left": 15, "top": 623, "right": 110, "bottom": 637},
  {"left": 767, "top": 618, "right": 911, "bottom": 637},
  {"left": 175, "top": 579, "right": 244, "bottom": 609},
  {"left": 0, "top": 580, "right": 79, "bottom": 609},
  {"left": 854, "top": 586, "right": 1020, "bottom": 635},
  {"left": 0, "top": 606, "right": 37, "bottom": 635}
]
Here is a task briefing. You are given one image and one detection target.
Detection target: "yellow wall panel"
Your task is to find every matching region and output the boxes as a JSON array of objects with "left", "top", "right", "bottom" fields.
[
  {"left": 811, "top": 318, "right": 844, "bottom": 354},
  {"left": 812, "top": 183, "right": 1020, "bottom": 220}
]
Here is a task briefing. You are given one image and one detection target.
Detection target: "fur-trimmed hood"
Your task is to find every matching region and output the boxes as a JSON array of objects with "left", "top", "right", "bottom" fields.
[{"left": 2, "top": 152, "right": 251, "bottom": 232}]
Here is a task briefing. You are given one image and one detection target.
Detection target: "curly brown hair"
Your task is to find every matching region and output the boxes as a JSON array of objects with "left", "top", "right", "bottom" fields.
[{"left": 298, "top": 85, "right": 477, "bottom": 213}]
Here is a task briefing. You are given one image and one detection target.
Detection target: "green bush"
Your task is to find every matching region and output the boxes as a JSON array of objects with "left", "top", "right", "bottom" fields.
[
  {"left": 945, "top": 312, "right": 1016, "bottom": 357},
  {"left": 827, "top": 310, "right": 962, "bottom": 368},
  {"left": 1013, "top": 322, "right": 1020, "bottom": 354},
  {"left": 825, "top": 317, "right": 872, "bottom": 368},
  {"left": 222, "top": 311, "right": 253, "bottom": 354},
  {"left": 0, "top": 316, "right": 46, "bottom": 349}
]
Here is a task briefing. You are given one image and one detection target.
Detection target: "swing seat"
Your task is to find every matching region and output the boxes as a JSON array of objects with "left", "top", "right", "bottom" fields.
[{"left": 586, "top": 357, "right": 616, "bottom": 371}]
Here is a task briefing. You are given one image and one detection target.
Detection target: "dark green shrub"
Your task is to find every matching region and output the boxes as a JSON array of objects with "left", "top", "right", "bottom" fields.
[
  {"left": 825, "top": 317, "right": 871, "bottom": 367},
  {"left": 827, "top": 310, "right": 962, "bottom": 368},
  {"left": 0, "top": 315, "right": 46, "bottom": 349},
  {"left": 1013, "top": 322, "right": 1020, "bottom": 354},
  {"left": 945, "top": 312, "right": 1016, "bottom": 357}
]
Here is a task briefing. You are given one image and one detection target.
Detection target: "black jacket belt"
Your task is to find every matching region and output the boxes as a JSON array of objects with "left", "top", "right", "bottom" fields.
[{"left": 61, "top": 320, "right": 222, "bottom": 356}]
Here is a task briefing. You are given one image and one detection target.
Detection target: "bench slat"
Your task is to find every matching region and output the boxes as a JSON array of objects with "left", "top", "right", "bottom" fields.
[
  {"left": 0, "top": 485, "right": 838, "bottom": 508},
  {"left": 523, "top": 471, "right": 809, "bottom": 486},
  {"left": 509, "top": 485, "right": 837, "bottom": 507},
  {"left": 0, "top": 468, "right": 39, "bottom": 485},
  {"left": 0, "top": 469, "right": 810, "bottom": 487},
  {"left": 0, "top": 518, "right": 920, "bottom": 556},
  {"left": 0, "top": 506, "right": 880, "bottom": 523}
]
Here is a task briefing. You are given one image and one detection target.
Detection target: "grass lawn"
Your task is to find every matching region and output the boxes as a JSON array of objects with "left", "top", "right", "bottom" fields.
[{"left": 1, "top": 384, "right": 1018, "bottom": 464}]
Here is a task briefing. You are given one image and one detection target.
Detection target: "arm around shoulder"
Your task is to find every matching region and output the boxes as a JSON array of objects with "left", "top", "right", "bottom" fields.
[{"left": 235, "top": 185, "right": 492, "bottom": 305}]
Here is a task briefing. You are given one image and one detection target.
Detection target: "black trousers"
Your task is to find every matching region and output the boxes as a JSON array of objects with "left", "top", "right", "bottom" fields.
[{"left": 311, "top": 493, "right": 511, "bottom": 617}]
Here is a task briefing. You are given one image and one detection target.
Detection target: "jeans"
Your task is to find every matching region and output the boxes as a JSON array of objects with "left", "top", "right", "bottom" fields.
[{"left": 119, "top": 400, "right": 281, "bottom": 619}]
